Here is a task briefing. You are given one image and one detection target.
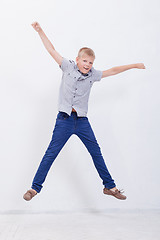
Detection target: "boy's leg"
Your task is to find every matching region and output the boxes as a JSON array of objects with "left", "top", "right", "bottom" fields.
[
  {"left": 76, "top": 117, "right": 116, "bottom": 189},
  {"left": 31, "top": 112, "right": 73, "bottom": 193}
]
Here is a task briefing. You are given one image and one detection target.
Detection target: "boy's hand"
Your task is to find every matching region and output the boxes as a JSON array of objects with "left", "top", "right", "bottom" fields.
[
  {"left": 102, "top": 62, "right": 146, "bottom": 78},
  {"left": 31, "top": 22, "right": 42, "bottom": 32},
  {"left": 136, "top": 63, "right": 146, "bottom": 69},
  {"left": 31, "top": 21, "right": 63, "bottom": 66}
]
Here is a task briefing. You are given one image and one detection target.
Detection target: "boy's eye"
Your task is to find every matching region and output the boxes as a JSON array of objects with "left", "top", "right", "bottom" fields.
[{"left": 83, "top": 60, "right": 87, "bottom": 62}]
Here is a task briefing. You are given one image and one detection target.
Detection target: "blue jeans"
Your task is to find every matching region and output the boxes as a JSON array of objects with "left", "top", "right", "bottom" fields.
[{"left": 31, "top": 112, "right": 116, "bottom": 193}]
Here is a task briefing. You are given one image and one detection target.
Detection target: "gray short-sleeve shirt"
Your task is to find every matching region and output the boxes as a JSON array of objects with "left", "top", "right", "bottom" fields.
[{"left": 58, "top": 57, "right": 102, "bottom": 117}]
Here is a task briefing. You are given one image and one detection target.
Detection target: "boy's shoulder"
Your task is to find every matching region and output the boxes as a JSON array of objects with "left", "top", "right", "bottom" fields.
[
  {"left": 69, "top": 59, "right": 74, "bottom": 64},
  {"left": 60, "top": 57, "right": 75, "bottom": 72},
  {"left": 63, "top": 57, "right": 75, "bottom": 64}
]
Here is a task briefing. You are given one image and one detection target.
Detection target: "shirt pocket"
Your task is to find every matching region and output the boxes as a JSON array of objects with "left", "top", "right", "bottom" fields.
[{"left": 64, "top": 71, "right": 77, "bottom": 89}]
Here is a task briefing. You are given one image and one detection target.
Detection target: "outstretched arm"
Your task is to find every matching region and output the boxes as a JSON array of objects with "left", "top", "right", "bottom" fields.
[
  {"left": 31, "top": 22, "right": 63, "bottom": 66},
  {"left": 102, "top": 63, "right": 146, "bottom": 78}
]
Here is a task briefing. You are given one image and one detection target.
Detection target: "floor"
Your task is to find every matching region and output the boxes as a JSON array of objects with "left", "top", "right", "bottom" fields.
[{"left": 0, "top": 209, "right": 160, "bottom": 240}]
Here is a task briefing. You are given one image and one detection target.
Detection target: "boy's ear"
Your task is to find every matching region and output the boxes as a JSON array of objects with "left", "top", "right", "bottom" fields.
[{"left": 76, "top": 56, "right": 79, "bottom": 64}]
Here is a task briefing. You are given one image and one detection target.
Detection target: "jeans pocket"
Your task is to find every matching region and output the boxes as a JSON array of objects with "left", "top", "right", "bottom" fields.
[{"left": 57, "top": 112, "right": 69, "bottom": 120}]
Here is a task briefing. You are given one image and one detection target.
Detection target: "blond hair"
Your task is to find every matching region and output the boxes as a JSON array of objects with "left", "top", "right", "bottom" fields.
[{"left": 78, "top": 47, "right": 95, "bottom": 59}]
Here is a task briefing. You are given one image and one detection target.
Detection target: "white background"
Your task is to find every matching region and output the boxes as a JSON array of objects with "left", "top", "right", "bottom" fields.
[{"left": 0, "top": 0, "right": 160, "bottom": 212}]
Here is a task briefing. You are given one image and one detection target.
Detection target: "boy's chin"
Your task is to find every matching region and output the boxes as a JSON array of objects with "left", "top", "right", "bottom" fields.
[
  {"left": 78, "top": 66, "right": 90, "bottom": 74},
  {"left": 82, "top": 69, "right": 90, "bottom": 74}
]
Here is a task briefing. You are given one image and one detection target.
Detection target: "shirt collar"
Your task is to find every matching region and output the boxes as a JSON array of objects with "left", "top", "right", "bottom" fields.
[{"left": 75, "top": 64, "right": 92, "bottom": 78}]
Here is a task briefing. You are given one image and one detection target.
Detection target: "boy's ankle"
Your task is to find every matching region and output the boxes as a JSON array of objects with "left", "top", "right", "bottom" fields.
[
  {"left": 109, "top": 187, "right": 117, "bottom": 192},
  {"left": 31, "top": 189, "right": 37, "bottom": 194}
]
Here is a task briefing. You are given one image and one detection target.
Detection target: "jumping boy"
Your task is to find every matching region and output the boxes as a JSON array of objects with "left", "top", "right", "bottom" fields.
[{"left": 23, "top": 22, "right": 145, "bottom": 201}]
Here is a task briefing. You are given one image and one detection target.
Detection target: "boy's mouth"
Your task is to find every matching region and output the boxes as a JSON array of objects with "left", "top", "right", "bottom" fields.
[{"left": 84, "top": 67, "right": 89, "bottom": 70}]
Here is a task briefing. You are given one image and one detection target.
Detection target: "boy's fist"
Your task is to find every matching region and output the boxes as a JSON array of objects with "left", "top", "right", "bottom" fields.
[
  {"left": 136, "top": 63, "right": 146, "bottom": 69},
  {"left": 31, "top": 22, "right": 42, "bottom": 32}
]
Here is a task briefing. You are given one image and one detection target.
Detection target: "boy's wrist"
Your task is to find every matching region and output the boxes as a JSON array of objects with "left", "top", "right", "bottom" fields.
[
  {"left": 38, "top": 28, "right": 43, "bottom": 34},
  {"left": 135, "top": 64, "right": 139, "bottom": 68},
  {"left": 131, "top": 64, "right": 138, "bottom": 69}
]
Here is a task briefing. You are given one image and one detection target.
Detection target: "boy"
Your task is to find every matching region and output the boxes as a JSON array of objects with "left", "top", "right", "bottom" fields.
[{"left": 23, "top": 22, "right": 145, "bottom": 201}]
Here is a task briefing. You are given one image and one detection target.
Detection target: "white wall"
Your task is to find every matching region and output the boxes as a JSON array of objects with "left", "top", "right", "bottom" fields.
[{"left": 0, "top": 0, "right": 160, "bottom": 212}]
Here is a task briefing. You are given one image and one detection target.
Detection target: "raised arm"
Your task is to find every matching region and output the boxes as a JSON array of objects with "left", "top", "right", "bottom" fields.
[
  {"left": 102, "top": 63, "right": 146, "bottom": 78},
  {"left": 31, "top": 22, "right": 63, "bottom": 66}
]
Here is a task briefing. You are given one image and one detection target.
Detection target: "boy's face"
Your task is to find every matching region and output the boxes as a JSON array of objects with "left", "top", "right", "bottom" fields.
[{"left": 76, "top": 54, "right": 95, "bottom": 74}]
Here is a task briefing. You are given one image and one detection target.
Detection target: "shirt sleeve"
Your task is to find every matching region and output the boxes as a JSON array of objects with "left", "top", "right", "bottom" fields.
[
  {"left": 91, "top": 67, "right": 103, "bottom": 82},
  {"left": 59, "top": 57, "right": 74, "bottom": 72}
]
